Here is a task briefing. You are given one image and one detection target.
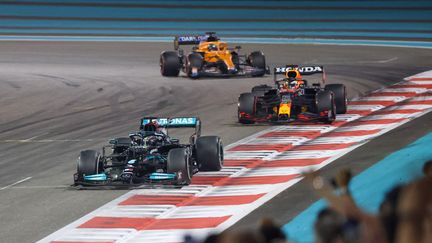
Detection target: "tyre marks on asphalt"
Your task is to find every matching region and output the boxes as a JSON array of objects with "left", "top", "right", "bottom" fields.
[{"left": 38, "top": 71, "right": 432, "bottom": 243}]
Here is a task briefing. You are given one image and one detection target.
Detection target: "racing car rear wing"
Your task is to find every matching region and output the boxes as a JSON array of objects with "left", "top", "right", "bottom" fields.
[
  {"left": 174, "top": 32, "right": 218, "bottom": 50},
  {"left": 274, "top": 65, "right": 324, "bottom": 75},
  {"left": 140, "top": 117, "right": 201, "bottom": 136},
  {"left": 174, "top": 36, "right": 207, "bottom": 50},
  {"left": 273, "top": 65, "right": 326, "bottom": 84}
]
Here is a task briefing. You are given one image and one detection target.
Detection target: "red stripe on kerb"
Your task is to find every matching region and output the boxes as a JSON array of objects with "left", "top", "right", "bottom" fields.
[
  {"left": 416, "top": 93, "right": 432, "bottom": 96},
  {"left": 214, "top": 174, "right": 298, "bottom": 186},
  {"left": 80, "top": 216, "right": 230, "bottom": 231},
  {"left": 224, "top": 159, "right": 262, "bottom": 168},
  {"left": 258, "top": 158, "right": 329, "bottom": 167},
  {"left": 228, "top": 144, "right": 292, "bottom": 152},
  {"left": 374, "top": 109, "right": 424, "bottom": 115},
  {"left": 290, "top": 121, "right": 346, "bottom": 127},
  {"left": 187, "top": 194, "right": 265, "bottom": 206},
  {"left": 191, "top": 176, "right": 227, "bottom": 185},
  {"left": 79, "top": 217, "right": 154, "bottom": 230},
  {"left": 349, "top": 100, "right": 395, "bottom": 106},
  {"left": 409, "top": 77, "right": 432, "bottom": 81},
  {"left": 324, "top": 129, "right": 381, "bottom": 137},
  {"left": 345, "top": 118, "right": 406, "bottom": 126},
  {"left": 368, "top": 92, "right": 417, "bottom": 97},
  {"left": 119, "top": 194, "right": 264, "bottom": 207},
  {"left": 259, "top": 130, "right": 321, "bottom": 139},
  {"left": 119, "top": 195, "right": 190, "bottom": 206},
  {"left": 145, "top": 216, "right": 230, "bottom": 230},
  {"left": 346, "top": 110, "right": 373, "bottom": 116},
  {"left": 294, "top": 143, "right": 356, "bottom": 150},
  {"left": 401, "top": 100, "right": 432, "bottom": 105},
  {"left": 390, "top": 84, "right": 432, "bottom": 89}
]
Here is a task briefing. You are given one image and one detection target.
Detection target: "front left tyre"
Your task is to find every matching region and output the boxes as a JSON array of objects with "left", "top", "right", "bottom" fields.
[
  {"left": 187, "top": 53, "right": 204, "bottom": 79},
  {"left": 77, "top": 150, "right": 101, "bottom": 181},
  {"left": 160, "top": 51, "right": 181, "bottom": 77},
  {"left": 238, "top": 92, "right": 256, "bottom": 124}
]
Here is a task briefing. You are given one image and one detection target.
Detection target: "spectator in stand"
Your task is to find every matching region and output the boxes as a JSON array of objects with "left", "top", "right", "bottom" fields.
[
  {"left": 217, "top": 230, "right": 265, "bottom": 243},
  {"left": 379, "top": 185, "right": 404, "bottom": 243},
  {"left": 304, "top": 169, "right": 388, "bottom": 243},
  {"left": 395, "top": 176, "right": 432, "bottom": 243},
  {"left": 258, "top": 218, "right": 287, "bottom": 243},
  {"left": 422, "top": 160, "right": 432, "bottom": 177},
  {"left": 314, "top": 207, "right": 346, "bottom": 243}
]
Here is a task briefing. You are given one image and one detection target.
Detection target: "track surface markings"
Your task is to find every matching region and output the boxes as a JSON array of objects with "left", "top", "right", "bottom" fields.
[
  {"left": 0, "top": 177, "right": 32, "bottom": 191},
  {"left": 38, "top": 71, "right": 432, "bottom": 243}
]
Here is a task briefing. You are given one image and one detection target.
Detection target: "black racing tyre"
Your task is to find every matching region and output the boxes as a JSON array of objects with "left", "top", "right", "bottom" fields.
[
  {"left": 248, "top": 51, "right": 266, "bottom": 76},
  {"left": 77, "top": 150, "right": 101, "bottom": 180},
  {"left": 196, "top": 136, "right": 223, "bottom": 171},
  {"left": 187, "top": 52, "right": 204, "bottom": 78},
  {"left": 316, "top": 90, "right": 336, "bottom": 124},
  {"left": 160, "top": 51, "right": 181, "bottom": 77},
  {"left": 231, "top": 52, "right": 240, "bottom": 70},
  {"left": 251, "top": 84, "right": 272, "bottom": 96},
  {"left": 238, "top": 92, "right": 256, "bottom": 124},
  {"left": 167, "top": 148, "right": 191, "bottom": 185},
  {"left": 325, "top": 84, "right": 347, "bottom": 114}
]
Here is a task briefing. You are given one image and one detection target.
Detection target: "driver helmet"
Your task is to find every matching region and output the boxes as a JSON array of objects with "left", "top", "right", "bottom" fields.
[
  {"left": 206, "top": 32, "right": 219, "bottom": 42},
  {"left": 143, "top": 120, "right": 160, "bottom": 136},
  {"left": 289, "top": 78, "right": 299, "bottom": 89},
  {"left": 208, "top": 43, "right": 218, "bottom": 51}
]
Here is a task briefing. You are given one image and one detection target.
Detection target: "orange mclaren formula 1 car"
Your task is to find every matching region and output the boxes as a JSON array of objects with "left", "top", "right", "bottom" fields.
[
  {"left": 160, "top": 32, "right": 269, "bottom": 78},
  {"left": 238, "top": 65, "right": 347, "bottom": 124}
]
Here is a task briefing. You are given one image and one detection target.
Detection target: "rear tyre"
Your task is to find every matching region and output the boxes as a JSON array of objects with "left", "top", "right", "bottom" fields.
[
  {"left": 325, "top": 84, "right": 347, "bottom": 114},
  {"left": 160, "top": 51, "right": 181, "bottom": 77},
  {"left": 77, "top": 150, "right": 101, "bottom": 180},
  {"left": 167, "top": 148, "right": 191, "bottom": 185},
  {"left": 248, "top": 51, "right": 266, "bottom": 77},
  {"left": 238, "top": 92, "right": 256, "bottom": 124},
  {"left": 187, "top": 53, "right": 203, "bottom": 79},
  {"left": 196, "top": 136, "right": 223, "bottom": 171},
  {"left": 316, "top": 91, "right": 336, "bottom": 124}
]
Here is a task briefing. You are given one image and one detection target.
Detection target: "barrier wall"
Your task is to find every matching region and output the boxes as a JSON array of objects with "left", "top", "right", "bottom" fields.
[{"left": 0, "top": 0, "right": 431, "bottom": 40}]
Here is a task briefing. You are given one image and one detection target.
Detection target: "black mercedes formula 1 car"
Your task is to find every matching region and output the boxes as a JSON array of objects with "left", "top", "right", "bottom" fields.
[
  {"left": 238, "top": 65, "right": 347, "bottom": 124},
  {"left": 74, "top": 117, "right": 223, "bottom": 187},
  {"left": 160, "top": 32, "right": 269, "bottom": 78}
]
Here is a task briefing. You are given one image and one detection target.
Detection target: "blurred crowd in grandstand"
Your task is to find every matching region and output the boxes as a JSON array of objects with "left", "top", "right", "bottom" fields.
[{"left": 185, "top": 160, "right": 432, "bottom": 243}]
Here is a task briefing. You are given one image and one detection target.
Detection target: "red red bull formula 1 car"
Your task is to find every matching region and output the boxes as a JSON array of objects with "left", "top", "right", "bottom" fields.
[{"left": 238, "top": 65, "right": 347, "bottom": 124}]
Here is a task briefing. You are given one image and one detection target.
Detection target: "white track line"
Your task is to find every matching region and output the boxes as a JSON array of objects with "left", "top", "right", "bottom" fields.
[{"left": 0, "top": 177, "right": 32, "bottom": 191}]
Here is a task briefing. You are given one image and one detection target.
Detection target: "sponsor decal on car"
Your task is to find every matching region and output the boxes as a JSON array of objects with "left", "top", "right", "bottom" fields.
[
  {"left": 142, "top": 117, "right": 198, "bottom": 126},
  {"left": 275, "top": 66, "right": 323, "bottom": 74}
]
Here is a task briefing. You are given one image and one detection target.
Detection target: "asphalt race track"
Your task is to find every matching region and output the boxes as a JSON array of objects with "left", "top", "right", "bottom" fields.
[{"left": 0, "top": 41, "right": 432, "bottom": 242}]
